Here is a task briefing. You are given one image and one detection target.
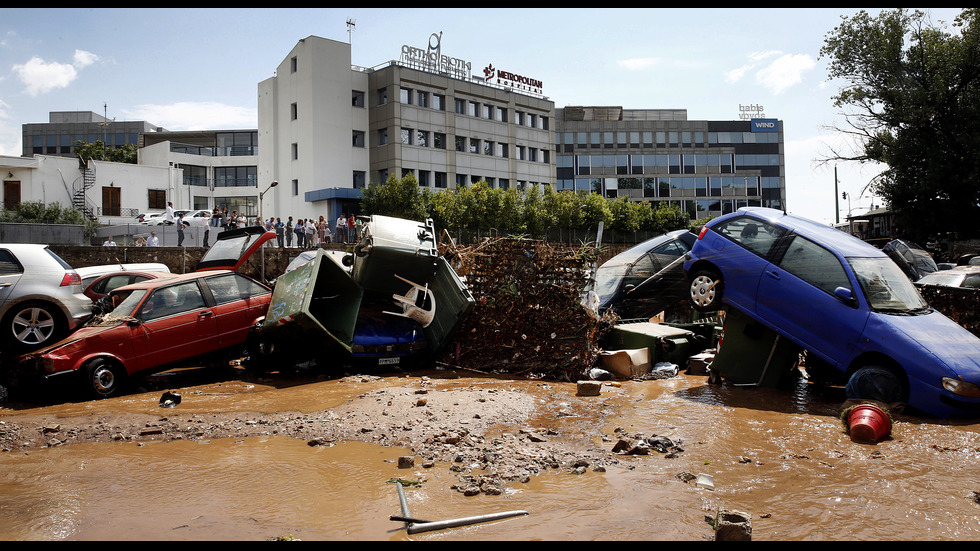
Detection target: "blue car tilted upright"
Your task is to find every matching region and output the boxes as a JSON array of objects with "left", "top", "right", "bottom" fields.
[{"left": 684, "top": 207, "right": 980, "bottom": 418}]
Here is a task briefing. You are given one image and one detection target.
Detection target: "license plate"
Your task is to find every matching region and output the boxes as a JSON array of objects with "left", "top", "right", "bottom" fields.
[{"left": 378, "top": 357, "right": 401, "bottom": 365}]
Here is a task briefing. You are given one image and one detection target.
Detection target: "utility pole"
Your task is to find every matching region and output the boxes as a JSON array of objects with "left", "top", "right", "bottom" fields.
[{"left": 834, "top": 166, "right": 839, "bottom": 225}]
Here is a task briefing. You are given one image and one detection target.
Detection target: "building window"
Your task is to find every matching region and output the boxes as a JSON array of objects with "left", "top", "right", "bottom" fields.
[
  {"left": 468, "top": 101, "right": 478, "bottom": 117},
  {"left": 418, "top": 170, "right": 430, "bottom": 186},
  {"left": 417, "top": 91, "right": 428, "bottom": 108},
  {"left": 416, "top": 130, "right": 429, "bottom": 147},
  {"left": 292, "top": 179, "right": 298, "bottom": 196},
  {"left": 434, "top": 133, "right": 446, "bottom": 150},
  {"left": 352, "top": 90, "right": 365, "bottom": 107},
  {"left": 290, "top": 56, "right": 297, "bottom": 73},
  {"left": 454, "top": 98, "right": 465, "bottom": 114},
  {"left": 291, "top": 143, "right": 298, "bottom": 160},
  {"left": 496, "top": 143, "right": 507, "bottom": 158},
  {"left": 378, "top": 128, "right": 388, "bottom": 146},
  {"left": 352, "top": 131, "right": 365, "bottom": 148},
  {"left": 148, "top": 189, "right": 166, "bottom": 210},
  {"left": 401, "top": 128, "right": 412, "bottom": 145},
  {"left": 291, "top": 103, "right": 298, "bottom": 120},
  {"left": 469, "top": 138, "right": 480, "bottom": 154},
  {"left": 377, "top": 88, "right": 388, "bottom": 106},
  {"left": 400, "top": 87, "right": 412, "bottom": 105},
  {"left": 455, "top": 136, "right": 466, "bottom": 152},
  {"left": 353, "top": 171, "right": 366, "bottom": 189},
  {"left": 435, "top": 172, "right": 447, "bottom": 188},
  {"left": 496, "top": 107, "right": 507, "bottom": 122},
  {"left": 433, "top": 94, "right": 445, "bottom": 111}
]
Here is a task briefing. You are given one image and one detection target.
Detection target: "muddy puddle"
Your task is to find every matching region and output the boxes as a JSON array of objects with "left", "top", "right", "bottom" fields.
[{"left": 2, "top": 368, "right": 980, "bottom": 541}]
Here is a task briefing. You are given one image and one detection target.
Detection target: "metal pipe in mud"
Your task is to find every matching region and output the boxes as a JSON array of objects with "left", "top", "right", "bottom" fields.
[{"left": 406, "top": 510, "right": 529, "bottom": 535}]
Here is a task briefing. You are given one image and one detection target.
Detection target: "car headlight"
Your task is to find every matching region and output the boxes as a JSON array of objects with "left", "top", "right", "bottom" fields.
[{"left": 942, "top": 377, "right": 980, "bottom": 398}]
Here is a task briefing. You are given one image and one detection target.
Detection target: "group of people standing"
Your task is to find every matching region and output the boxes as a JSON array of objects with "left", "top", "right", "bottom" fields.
[{"left": 207, "top": 206, "right": 362, "bottom": 249}]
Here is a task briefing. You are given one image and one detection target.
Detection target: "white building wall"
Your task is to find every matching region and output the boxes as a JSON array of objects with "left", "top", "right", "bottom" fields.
[{"left": 258, "top": 36, "right": 369, "bottom": 222}]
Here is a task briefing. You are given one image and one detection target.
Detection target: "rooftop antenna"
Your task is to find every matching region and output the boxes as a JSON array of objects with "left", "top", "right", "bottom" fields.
[{"left": 347, "top": 18, "right": 356, "bottom": 44}]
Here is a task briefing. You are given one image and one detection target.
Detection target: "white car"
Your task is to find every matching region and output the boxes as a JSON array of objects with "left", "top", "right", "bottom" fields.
[
  {"left": 178, "top": 209, "right": 212, "bottom": 227},
  {"left": 0, "top": 244, "right": 93, "bottom": 353},
  {"left": 139, "top": 212, "right": 167, "bottom": 225}
]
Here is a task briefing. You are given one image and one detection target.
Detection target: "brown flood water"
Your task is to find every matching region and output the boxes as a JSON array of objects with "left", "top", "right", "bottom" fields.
[{"left": 2, "top": 370, "right": 979, "bottom": 541}]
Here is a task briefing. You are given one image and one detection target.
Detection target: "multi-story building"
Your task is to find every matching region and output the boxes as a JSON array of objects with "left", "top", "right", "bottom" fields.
[
  {"left": 555, "top": 107, "right": 784, "bottom": 220},
  {"left": 140, "top": 130, "right": 260, "bottom": 217},
  {"left": 21, "top": 110, "right": 159, "bottom": 159},
  {"left": 258, "top": 35, "right": 555, "bottom": 222}
]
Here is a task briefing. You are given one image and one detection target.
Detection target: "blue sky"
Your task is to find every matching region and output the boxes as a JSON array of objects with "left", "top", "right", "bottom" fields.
[{"left": 0, "top": 8, "right": 965, "bottom": 225}]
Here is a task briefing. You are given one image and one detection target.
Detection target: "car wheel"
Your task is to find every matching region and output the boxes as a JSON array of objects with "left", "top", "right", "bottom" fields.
[
  {"left": 845, "top": 365, "right": 909, "bottom": 404},
  {"left": 689, "top": 270, "right": 724, "bottom": 312},
  {"left": 2, "top": 301, "right": 66, "bottom": 353},
  {"left": 84, "top": 358, "right": 126, "bottom": 399}
]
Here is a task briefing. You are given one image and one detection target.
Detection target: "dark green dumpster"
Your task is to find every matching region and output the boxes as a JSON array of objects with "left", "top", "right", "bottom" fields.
[
  {"left": 710, "top": 307, "right": 801, "bottom": 387},
  {"left": 262, "top": 248, "right": 363, "bottom": 353}
]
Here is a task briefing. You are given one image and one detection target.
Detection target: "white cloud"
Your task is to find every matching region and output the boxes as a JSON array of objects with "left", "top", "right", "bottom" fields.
[
  {"left": 72, "top": 49, "right": 99, "bottom": 68},
  {"left": 725, "top": 50, "right": 815, "bottom": 94},
  {"left": 755, "top": 53, "right": 816, "bottom": 95},
  {"left": 125, "top": 102, "right": 257, "bottom": 131},
  {"left": 10, "top": 49, "right": 100, "bottom": 96}
]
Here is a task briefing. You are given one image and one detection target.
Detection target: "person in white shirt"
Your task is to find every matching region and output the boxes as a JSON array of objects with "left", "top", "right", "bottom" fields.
[
  {"left": 102, "top": 236, "right": 117, "bottom": 247},
  {"left": 147, "top": 231, "right": 160, "bottom": 247},
  {"left": 165, "top": 202, "right": 175, "bottom": 225}
]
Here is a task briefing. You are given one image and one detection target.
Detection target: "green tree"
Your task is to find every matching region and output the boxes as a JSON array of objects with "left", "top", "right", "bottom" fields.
[
  {"left": 360, "top": 173, "right": 428, "bottom": 221},
  {"left": 820, "top": 8, "right": 980, "bottom": 239},
  {"left": 73, "top": 140, "right": 137, "bottom": 166}
]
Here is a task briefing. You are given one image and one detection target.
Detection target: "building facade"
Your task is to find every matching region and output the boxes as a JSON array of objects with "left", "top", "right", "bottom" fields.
[
  {"left": 258, "top": 35, "right": 555, "bottom": 223},
  {"left": 22, "top": 110, "right": 159, "bottom": 159},
  {"left": 555, "top": 107, "right": 784, "bottom": 220}
]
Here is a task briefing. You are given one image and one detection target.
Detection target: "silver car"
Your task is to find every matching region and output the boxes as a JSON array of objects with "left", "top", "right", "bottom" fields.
[{"left": 0, "top": 244, "right": 93, "bottom": 354}]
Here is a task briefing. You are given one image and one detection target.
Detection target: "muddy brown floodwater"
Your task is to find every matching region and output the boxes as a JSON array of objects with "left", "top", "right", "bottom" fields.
[{"left": 1, "top": 364, "right": 979, "bottom": 541}]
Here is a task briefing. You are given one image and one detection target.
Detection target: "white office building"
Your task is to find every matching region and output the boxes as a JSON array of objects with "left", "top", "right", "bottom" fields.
[{"left": 257, "top": 35, "right": 555, "bottom": 222}]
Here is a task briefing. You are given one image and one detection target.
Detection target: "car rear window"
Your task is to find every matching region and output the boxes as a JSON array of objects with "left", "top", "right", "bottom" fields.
[{"left": 43, "top": 248, "right": 73, "bottom": 270}]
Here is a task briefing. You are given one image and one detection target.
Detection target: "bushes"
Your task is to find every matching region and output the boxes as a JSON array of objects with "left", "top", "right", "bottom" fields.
[{"left": 360, "top": 175, "right": 692, "bottom": 241}]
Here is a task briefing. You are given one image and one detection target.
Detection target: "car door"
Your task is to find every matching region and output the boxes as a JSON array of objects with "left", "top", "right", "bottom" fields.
[
  {"left": 0, "top": 249, "right": 24, "bottom": 308},
  {"left": 203, "top": 272, "right": 272, "bottom": 348},
  {"left": 754, "top": 234, "right": 869, "bottom": 367},
  {"left": 705, "top": 215, "right": 787, "bottom": 312},
  {"left": 130, "top": 280, "right": 217, "bottom": 372}
]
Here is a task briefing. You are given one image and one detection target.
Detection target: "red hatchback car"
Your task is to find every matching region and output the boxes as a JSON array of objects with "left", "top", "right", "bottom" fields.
[{"left": 25, "top": 227, "right": 275, "bottom": 398}]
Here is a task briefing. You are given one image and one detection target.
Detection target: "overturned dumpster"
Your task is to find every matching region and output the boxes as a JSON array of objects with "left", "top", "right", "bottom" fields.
[{"left": 253, "top": 216, "right": 474, "bottom": 369}]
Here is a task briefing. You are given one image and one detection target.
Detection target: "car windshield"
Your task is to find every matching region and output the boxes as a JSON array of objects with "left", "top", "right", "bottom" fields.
[
  {"left": 111, "top": 289, "right": 147, "bottom": 318},
  {"left": 918, "top": 272, "right": 966, "bottom": 287},
  {"left": 594, "top": 263, "right": 630, "bottom": 297},
  {"left": 849, "top": 257, "right": 929, "bottom": 313}
]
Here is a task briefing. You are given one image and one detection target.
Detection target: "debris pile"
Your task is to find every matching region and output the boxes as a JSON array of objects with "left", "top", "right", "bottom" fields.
[{"left": 438, "top": 237, "right": 617, "bottom": 380}]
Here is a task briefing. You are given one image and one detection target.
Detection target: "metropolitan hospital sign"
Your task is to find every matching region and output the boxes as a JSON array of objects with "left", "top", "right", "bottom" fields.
[{"left": 400, "top": 32, "right": 544, "bottom": 96}]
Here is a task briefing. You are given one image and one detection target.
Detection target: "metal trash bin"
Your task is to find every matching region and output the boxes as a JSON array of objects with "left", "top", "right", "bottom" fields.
[
  {"left": 710, "top": 307, "right": 800, "bottom": 387},
  {"left": 262, "top": 249, "right": 363, "bottom": 353}
]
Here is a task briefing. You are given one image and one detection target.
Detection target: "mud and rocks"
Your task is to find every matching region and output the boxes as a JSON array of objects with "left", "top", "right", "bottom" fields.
[{"left": 0, "top": 372, "right": 667, "bottom": 496}]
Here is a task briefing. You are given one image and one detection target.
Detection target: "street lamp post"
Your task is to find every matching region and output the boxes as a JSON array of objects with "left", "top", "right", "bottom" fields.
[{"left": 259, "top": 180, "right": 278, "bottom": 282}]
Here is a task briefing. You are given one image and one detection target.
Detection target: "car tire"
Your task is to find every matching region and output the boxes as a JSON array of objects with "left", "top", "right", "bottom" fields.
[
  {"left": 84, "top": 358, "right": 126, "bottom": 399},
  {"left": 689, "top": 270, "right": 724, "bottom": 312},
  {"left": 845, "top": 365, "right": 908, "bottom": 404},
  {"left": 2, "top": 300, "right": 66, "bottom": 353}
]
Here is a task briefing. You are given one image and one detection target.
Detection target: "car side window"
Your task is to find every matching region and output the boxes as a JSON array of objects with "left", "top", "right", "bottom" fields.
[
  {"left": 777, "top": 235, "right": 850, "bottom": 295},
  {"left": 0, "top": 250, "right": 22, "bottom": 275},
  {"left": 206, "top": 273, "right": 267, "bottom": 305},
  {"left": 141, "top": 282, "right": 206, "bottom": 321},
  {"left": 714, "top": 216, "right": 785, "bottom": 258},
  {"left": 963, "top": 274, "right": 980, "bottom": 289}
]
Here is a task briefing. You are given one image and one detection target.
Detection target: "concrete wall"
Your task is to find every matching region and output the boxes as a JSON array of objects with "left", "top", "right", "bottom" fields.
[{"left": 0, "top": 222, "right": 86, "bottom": 245}]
